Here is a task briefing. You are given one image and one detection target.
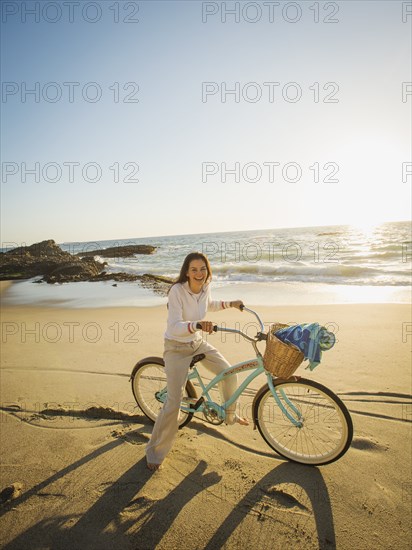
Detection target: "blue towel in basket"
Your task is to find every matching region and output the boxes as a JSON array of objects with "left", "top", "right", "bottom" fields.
[{"left": 274, "top": 323, "right": 336, "bottom": 371}]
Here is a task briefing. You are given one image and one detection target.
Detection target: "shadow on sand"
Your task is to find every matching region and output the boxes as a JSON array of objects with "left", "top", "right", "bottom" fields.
[{"left": 1, "top": 423, "right": 336, "bottom": 550}]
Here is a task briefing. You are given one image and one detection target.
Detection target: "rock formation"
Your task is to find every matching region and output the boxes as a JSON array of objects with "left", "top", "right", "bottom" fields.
[
  {"left": 76, "top": 244, "right": 156, "bottom": 258},
  {"left": 0, "top": 240, "right": 172, "bottom": 295},
  {"left": 0, "top": 240, "right": 104, "bottom": 282}
]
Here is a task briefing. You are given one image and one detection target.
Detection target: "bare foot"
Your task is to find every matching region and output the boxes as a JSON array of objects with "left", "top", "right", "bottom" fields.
[
  {"left": 226, "top": 414, "right": 250, "bottom": 426},
  {"left": 236, "top": 416, "right": 249, "bottom": 426},
  {"left": 146, "top": 461, "right": 162, "bottom": 471}
]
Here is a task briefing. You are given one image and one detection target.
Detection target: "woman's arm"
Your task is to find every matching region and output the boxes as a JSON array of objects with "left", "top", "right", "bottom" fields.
[
  {"left": 229, "top": 300, "right": 244, "bottom": 310},
  {"left": 208, "top": 292, "right": 244, "bottom": 312},
  {"left": 167, "top": 285, "right": 201, "bottom": 336}
]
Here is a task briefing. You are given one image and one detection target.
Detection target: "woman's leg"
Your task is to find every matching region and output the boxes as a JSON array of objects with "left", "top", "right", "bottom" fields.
[
  {"left": 196, "top": 340, "right": 247, "bottom": 425},
  {"left": 145, "top": 340, "right": 196, "bottom": 467}
]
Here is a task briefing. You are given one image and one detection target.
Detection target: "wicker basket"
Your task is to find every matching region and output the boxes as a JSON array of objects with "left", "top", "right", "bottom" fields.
[{"left": 263, "top": 323, "right": 304, "bottom": 378}]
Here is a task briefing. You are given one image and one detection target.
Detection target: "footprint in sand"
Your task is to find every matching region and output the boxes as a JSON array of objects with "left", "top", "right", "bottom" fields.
[
  {"left": 260, "top": 486, "right": 310, "bottom": 512},
  {"left": 224, "top": 458, "right": 243, "bottom": 471},
  {"left": 111, "top": 429, "right": 149, "bottom": 445}
]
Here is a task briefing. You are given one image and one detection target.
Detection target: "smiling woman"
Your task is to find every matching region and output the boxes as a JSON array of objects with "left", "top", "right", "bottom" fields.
[
  {"left": 187, "top": 259, "right": 209, "bottom": 291},
  {"left": 173, "top": 252, "right": 213, "bottom": 296},
  {"left": 145, "top": 251, "right": 248, "bottom": 471}
]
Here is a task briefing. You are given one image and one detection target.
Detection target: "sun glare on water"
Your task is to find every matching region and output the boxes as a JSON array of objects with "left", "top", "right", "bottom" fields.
[
  {"left": 333, "top": 285, "right": 408, "bottom": 304},
  {"left": 349, "top": 220, "right": 384, "bottom": 238}
]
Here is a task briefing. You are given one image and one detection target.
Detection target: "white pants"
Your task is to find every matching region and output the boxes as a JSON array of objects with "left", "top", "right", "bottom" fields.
[{"left": 145, "top": 337, "right": 238, "bottom": 465}]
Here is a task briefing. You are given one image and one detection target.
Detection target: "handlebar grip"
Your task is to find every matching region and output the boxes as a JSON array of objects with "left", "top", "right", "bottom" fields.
[
  {"left": 240, "top": 304, "right": 245, "bottom": 311},
  {"left": 195, "top": 323, "right": 218, "bottom": 332}
]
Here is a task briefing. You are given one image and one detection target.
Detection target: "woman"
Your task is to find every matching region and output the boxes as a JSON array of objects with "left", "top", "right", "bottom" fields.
[{"left": 146, "top": 252, "right": 248, "bottom": 471}]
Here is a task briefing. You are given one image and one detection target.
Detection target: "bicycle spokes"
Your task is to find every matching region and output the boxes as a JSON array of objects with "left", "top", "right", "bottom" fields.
[
  {"left": 268, "top": 377, "right": 303, "bottom": 427},
  {"left": 274, "top": 388, "right": 304, "bottom": 427}
]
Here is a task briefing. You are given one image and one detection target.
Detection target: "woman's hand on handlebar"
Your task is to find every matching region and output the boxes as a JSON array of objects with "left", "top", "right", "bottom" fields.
[
  {"left": 197, "top": 321, "right": 215, "bottom": 334},
  {"left": 195, "top": 302, "right": 245, "bottom": 333}
]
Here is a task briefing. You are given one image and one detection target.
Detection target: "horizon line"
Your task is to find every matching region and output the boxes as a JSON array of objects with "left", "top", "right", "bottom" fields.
[{"left": 1, "top": 219, "right": 410, "bottom": 249}]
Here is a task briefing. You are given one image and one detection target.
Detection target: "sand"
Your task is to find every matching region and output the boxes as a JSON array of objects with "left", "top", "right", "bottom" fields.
[{"left": 0, "top": 282, "right": 411, "bottom": 549}]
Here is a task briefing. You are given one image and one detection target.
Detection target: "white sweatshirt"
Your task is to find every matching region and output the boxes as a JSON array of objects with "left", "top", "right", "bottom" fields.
[{"left": 164, "top": 281, "right": 231, "bottom": 342}]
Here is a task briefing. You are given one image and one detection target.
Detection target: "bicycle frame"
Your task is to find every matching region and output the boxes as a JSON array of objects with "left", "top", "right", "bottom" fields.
[
  {"left": 184, "top": 356, "right": 303, "bottom": 427},
  {"left": 187, "top": 356, "right": 264, "bottom": 414},
  {"left": 156, "top": 307, "right": 304, "bottom": 427}
]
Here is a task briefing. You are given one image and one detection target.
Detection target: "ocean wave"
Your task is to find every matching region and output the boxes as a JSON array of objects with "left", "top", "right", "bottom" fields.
[
  {"left": 342, "top": 251, "right": 404, "bottom": 260},
  {"left": 212, "top": 263, "right": 410, "bottom": 286},
  {"left": 59, "top": 220, "right": 411, "bottom": 289},
  {"left": 214, "top": 262, "right": 403, "bottom": 276},
  {"left": 214, "top": 273, "right": 410, "bottom": 287},
  {"left": 102, "top": 255, "right": 410, "bottom": 287}
]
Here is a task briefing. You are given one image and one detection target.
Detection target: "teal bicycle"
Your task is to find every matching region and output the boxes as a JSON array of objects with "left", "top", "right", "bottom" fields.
[{"left": 130, "top": 307, "right": 353, "bottom": 465}]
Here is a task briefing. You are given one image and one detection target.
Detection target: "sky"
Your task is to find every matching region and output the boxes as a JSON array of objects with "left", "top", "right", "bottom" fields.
[{"left": 1, "top": 0, "right": 411, "bottom": 245}]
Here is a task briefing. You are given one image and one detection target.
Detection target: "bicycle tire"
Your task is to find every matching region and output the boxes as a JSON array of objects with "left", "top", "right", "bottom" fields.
[
  {"left": 131, "top": 357, "right": 196, "bottom": 429},
  {"left": 253, "top": 378, "right": 353, "bottom": 465}
]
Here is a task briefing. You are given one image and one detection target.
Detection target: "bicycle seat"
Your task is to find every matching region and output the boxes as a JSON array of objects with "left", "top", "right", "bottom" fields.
[{"left": 190, "top": 353, "right": 205, "bottom": 368}]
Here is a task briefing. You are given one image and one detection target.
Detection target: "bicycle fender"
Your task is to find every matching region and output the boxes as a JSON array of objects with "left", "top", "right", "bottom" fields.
[
  {"left": 252, "top": 376, "right": 302, "bottom": 429},
  {"left": 130, "top": 356, "right": 164, "bottom": 381},
  {"left": 252, "top": 384, "right": 270, "bottom": 430}
]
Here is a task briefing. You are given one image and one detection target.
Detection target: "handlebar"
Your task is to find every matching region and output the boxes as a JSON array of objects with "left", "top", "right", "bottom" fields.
[
  {"left": 196, "top": 306, "right": 266, "bottom": 343},
  {"left": 241, "top": 306, "right": 265, "bottom": 332}
]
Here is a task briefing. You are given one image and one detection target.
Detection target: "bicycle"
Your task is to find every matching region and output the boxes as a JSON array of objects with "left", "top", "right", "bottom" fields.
[{"left": 130, "top": 307, "right": 353, "bottom": 466}]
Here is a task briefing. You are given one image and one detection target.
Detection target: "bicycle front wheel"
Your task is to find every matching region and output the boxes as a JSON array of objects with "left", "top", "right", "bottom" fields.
[
  {"left": 131, "top": 357, "right": 196, "bottom": 429},
  {"left": 254, "top": 378, "right": 353, "bottom": 465}
]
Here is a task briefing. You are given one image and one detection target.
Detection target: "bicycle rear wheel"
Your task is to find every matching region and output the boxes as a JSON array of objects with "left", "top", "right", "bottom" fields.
[
  {"left": 254, "top": 378, "right": 353, "bottom": 465},
  {"left": 131, "top": 357, "right": 196, "bottom": 429}
]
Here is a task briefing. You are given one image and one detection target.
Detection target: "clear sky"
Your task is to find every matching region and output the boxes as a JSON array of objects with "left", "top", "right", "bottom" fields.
[{"left": 1, "top": 0, "right": 411, "bottom": 245}]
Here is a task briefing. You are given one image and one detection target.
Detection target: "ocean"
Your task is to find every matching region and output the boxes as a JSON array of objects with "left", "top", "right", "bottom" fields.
[{"left": 2, "top": 221, "right": 411, "bottom": 307}]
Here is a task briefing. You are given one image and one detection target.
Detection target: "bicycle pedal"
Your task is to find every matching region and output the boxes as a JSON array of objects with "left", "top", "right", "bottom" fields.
[
  {"left": 193, "top": 397, "right": 205, "bottom": 410},
  {"left": 181, "top": 397, "right": 198, "bottom": 405}
]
